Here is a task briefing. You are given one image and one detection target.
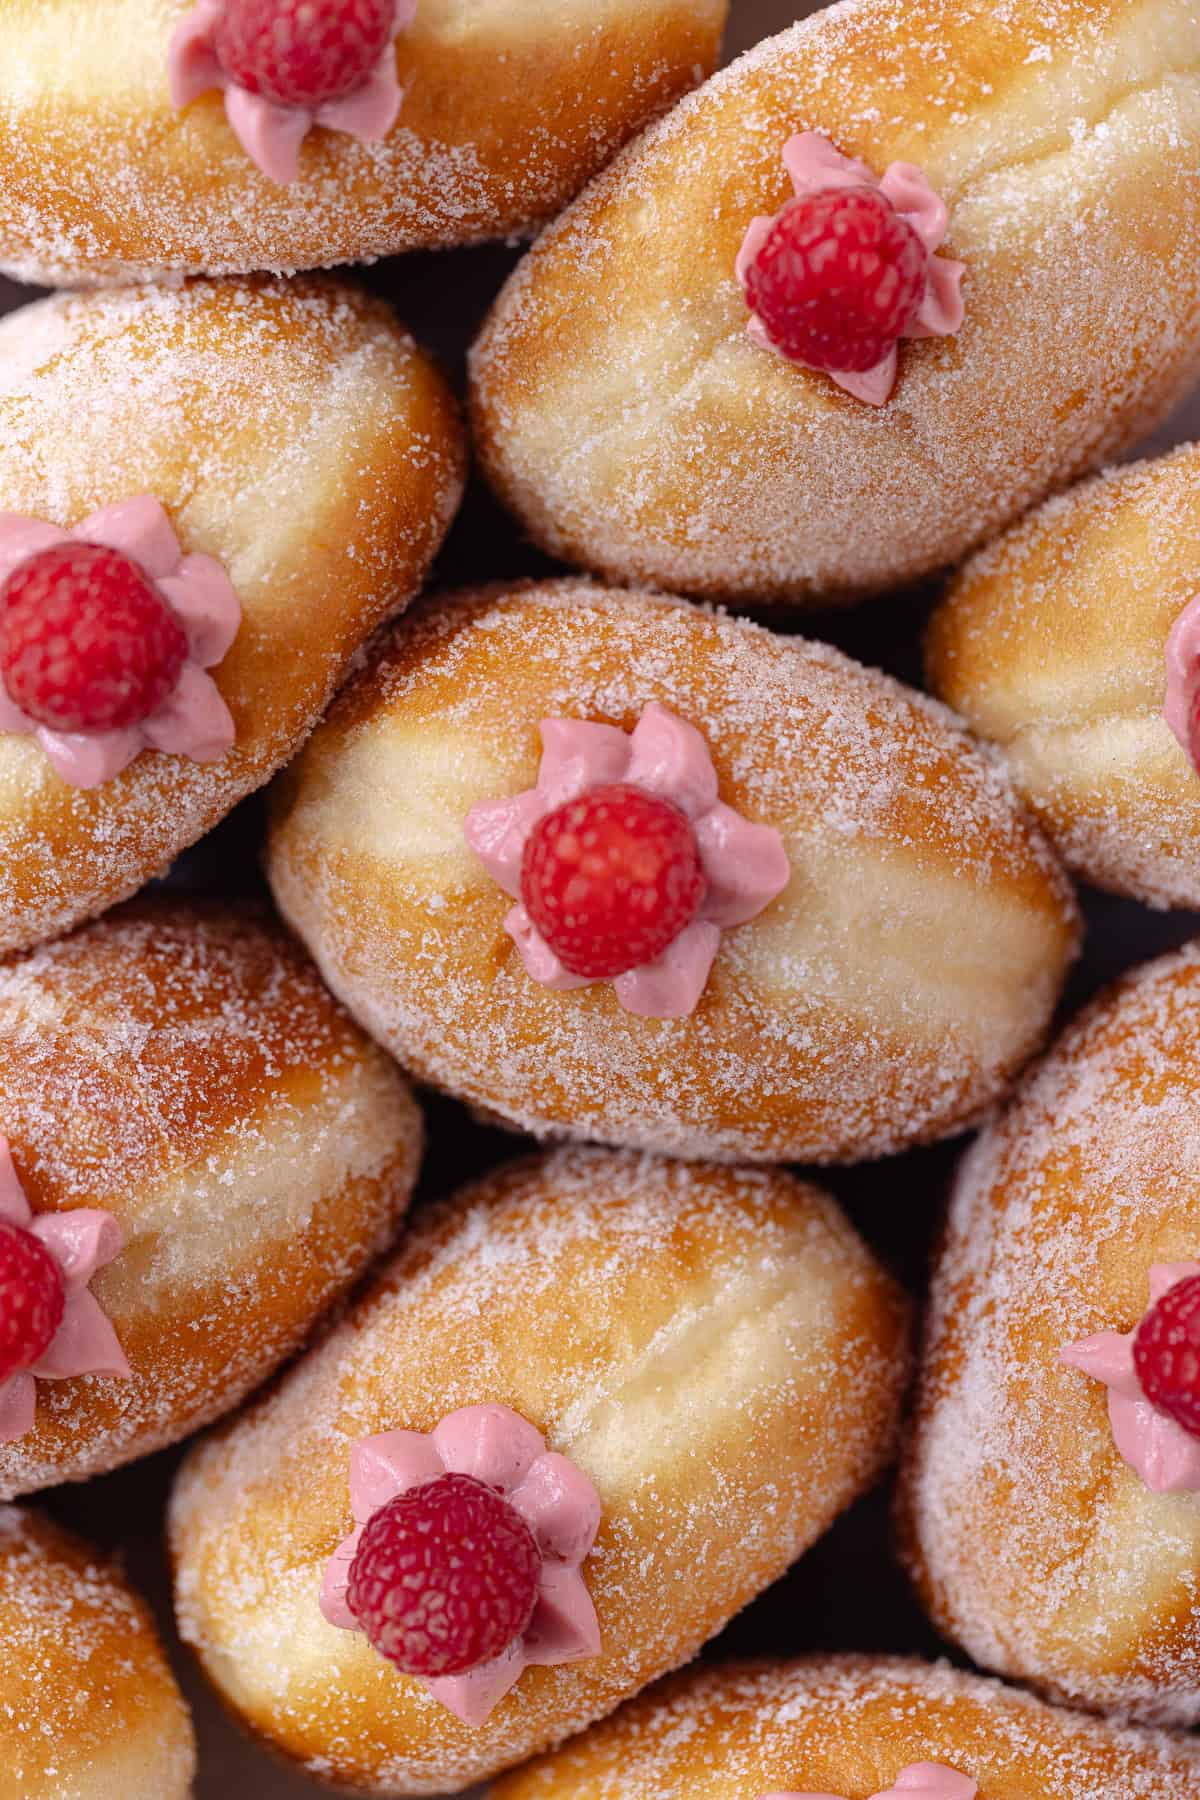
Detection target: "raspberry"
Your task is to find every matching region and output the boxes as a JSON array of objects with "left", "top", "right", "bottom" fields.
[
  {"left": 1133, "top": 1274, "right": 1200, "bottom": 1439},
  {"left": 346, "top": 1473, "right": 541, "bottom": 1676},
  {"left": 521, "top": 783, "right": 706, "bottom": 980},
  {"left": 0, "top": 1221, "right": 64, "bottom": 1382},
  {"left": 213, "top": 0, "right": 397, "bottom": 108},
  {"left": 0, "top": 543, "right": 188, "bottom": 735},
  {"left": 744, "top": 185, "right": 927, "bottom": 373}
]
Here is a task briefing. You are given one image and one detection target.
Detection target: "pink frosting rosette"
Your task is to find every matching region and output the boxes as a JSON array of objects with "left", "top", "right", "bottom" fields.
[
  {"left": 0, "top": 497, "right": 240, "bottom": 790},
  {"left": 0, "top": 1137, "right": 129, "bottom": 1444},
  {"left": 169, "top": 0, "right": 416, "bottom": 185},
  {"left": 320, "top": 1403, "right": 602, "bottom": 1726},
  {"left": 1061, "top": 1262, "right": 1200, "bottom": 1494},
  {"left": 761, "top": 1765, "right": 977, "bottom": 1800},
  {"left": 1164, "top": 595, "right": 1200, "bottom": 775},
  {"left": 464, "top": 702, "right": 791, "bottom": 1019},
  {"left": 736, "top": 132, "right": 966, "bottom": 406}
]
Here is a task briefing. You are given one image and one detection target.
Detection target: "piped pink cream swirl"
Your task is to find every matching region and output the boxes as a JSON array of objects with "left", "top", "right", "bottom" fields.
[
  {"left": 0, "top": 1137, "right": 128, "bottom": 1444},
  {"left": 760, "top": 1763, "right": 977, "bottom": 1800},
  {"left": 0, "top": 498, "right": 239, "bottom": 790},
  {"left": 464, "top": 703, "right": 790, "bottom": 1019},
  {"left": 1164, "top": 596, "right": 1200, "bottom": 774},
  {"left": 169, "top": 0, "right": 416, "bottom": 185},
  {"left": 1061, "top": 1262, "right": 1200, "bottom": 1494},
  {"left": 320, "top": 1403, "right": 601, "bottom": 1726},
  {"left": 736, "top": 132, "right": 966, "bottom": 406}
]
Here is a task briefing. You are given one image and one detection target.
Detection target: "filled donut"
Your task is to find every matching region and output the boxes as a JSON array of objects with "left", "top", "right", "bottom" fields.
[
  {"left": 0, "top": 1505, "right": 195, "bottom": 1798},
  {"left": 470, "top": 0, "right": 1200, "bottom": 605},
  {"left": 899, "top": 939, "right": 1200, "bottom": 1725},
  {"left": 0, "top": 274, "right": 463, "bottom": 956},
  {"left": 0, "top": 896, "right": 421, "bottom": 1498},
  {"left": 928, "top": 442, "right": 1200, "bottom": 909},
  {"left": 486, "top": 1656, "right": 1200, "bottom": 1799},
  {"left": 169, "top": 1146, "right": 910, "bottom": 1795},
  {"left": 0, "top": 0, "right": 728, "bottom": 285},
  {"left": 266, "top": 579, "right": 1079, "bottom": 1165}
]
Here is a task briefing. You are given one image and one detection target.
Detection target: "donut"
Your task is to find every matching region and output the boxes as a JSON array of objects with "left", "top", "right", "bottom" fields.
[
  {"left": 469, "top": 0, "right": 1200, "bottom": 606},
  {"left": 0, "top": 274, "right": 463, "bottom": 956},
  {"left": 484, "top": 1656, "right": 1200, "bottom": 1799},
  {"left": 0, "top": 896, "right": 421, "bottom": 1499},
  {"left": 898, "top": 938, "right": 1200, "bottom": 1726},
  {"left": 169, "top": 1146, "right": 911, "bottom": 1795},
  {"left": 266, "top": 579, "right": 1079, "bottom": 1165},
  {"left": 927, "top": 442, "right": 1200, "bottom": 909},
  {"left": 0, "top": 1504, "right": 194, "bottom": 1798},
  {"left": 0, "top": 0, "right": 728, "bottom": 286}
]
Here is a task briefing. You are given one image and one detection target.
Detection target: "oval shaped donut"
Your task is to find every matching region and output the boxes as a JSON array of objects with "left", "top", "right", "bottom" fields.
[
  {"left": 486, "top": 1656, "right": 1200, "bottom": 1799},
  {"left": 0, "top": 0, "right": 728, "bottom": 285},
  {"left": 0, "top": 274, "right": 464, "bottom": 956},
  {"left": 928, "top": 444, "right": 1200, "bottom": 909},
  {"left": 0, "top": 897, "right": 422, "bottom": 1498},
  {"left": 266, "top": 579, "right": 1079, "bottom": 1164},
  {"left": 0, "top": 1505, "right": 195, "bottom": 1799},
  {"left": 169, "top": 1146, "right": 911, "bottom": 1795},
  {"left": 899, "top": 940, "right": 1200, "bottom": 1725},
  {"left": 470, "top": 0, "right": 1200, "bottom": 605}
]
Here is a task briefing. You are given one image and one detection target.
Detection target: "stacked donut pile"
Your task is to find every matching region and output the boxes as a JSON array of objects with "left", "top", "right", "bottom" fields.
[{"left": 0, "top": 1, "right": 1197, "bottom": 1795}]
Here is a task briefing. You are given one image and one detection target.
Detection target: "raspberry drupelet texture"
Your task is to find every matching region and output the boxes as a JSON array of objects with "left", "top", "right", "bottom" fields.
[
  {"left": 213, "top": 0, "right": 398, "bottom": 108},
  {"left": 1134, "top": 1273, "right": 1200, "bottom": 1439},
  {"left": 0, "top": 543, "right": 188, "bottom": 735},
  {"left": 520, "top": 782, "right": 707, "bottom": 980},
  {"left": 0, "top": 1221, "right": 65, "bottom": 1383},
  {"left": 345, "top": 1472, "right": 543, "bottom": 1677},
  {"left": 743, "top": 186, "right": 927, "bottom": 374}
]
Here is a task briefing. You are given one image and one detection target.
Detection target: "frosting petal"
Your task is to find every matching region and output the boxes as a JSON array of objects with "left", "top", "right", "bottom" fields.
[
  {"left": 523, "top": 1561, "right": 601, "bottom": 1664},
  {"left": 1164, "top": 594, "right": 1200, "bottom": 764},
  {"left": 0, "top": 517, "right": 68, "bottom": 585},
  {"left": 613, "top": 919, "right": 721, "bottom": 1019},
  {"left": 159, "top": 555, "right": 242, "bottom": 666},
  {"left": 509, "top": 1453, "right": 603, "bottom": 1564},
  {"left": 465, "top": 705, "right": 789, "bottom": 1019},
  {"left": 425, "top": 1647, "right": 526, "bottom": 1728},
  {"left": 317, "top": 56, "right": 403, "bottom": 142},
  {"left": 78, "top": 496, "right": 181, "bottom": 578},
  {"left": 0, "top": 1375, "right": 35, "bottom": 1444},
  {"left": 761, "top": 1765, "right": 976, "bottom": 1800},
  {"left": 34, "top": 1286, "right": 130, "bottom": 1381},
  {"left": 32, "top": 1209, "right": 123, "bottom": 1289},
  {"left": 431, "top": 1403, "right": 546, "bottom": 1493},
  {"left": 350, "top": 1431, "right": 445, "bottom": 1518},
  {"left": 142, "top": 663, "right": 235, "bottom": 764},
  {"left": 224, "top": 86, "right": 311, "bottom": 185},
  {"left": 0, "top": 1143, "right": 32, "bottom": 1229},
  {"left": 38, "top": 728, "right": 143, "bottom": 789},
  {"left": 167, "top": 0, "right": 225, "bottom": 109},
  {"left": 625, "top": 703, "right": 719, "bottom": 819},
  {"left": 318, "top": 1525, "right": 363, "bottom": 1630},
  {"left": 1061, "top": 1262, "right": 1200, "bottom": 1494}
]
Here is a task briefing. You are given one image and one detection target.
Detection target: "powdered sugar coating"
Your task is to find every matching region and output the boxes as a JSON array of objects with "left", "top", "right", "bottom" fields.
[
  {"left": 929, "top": 442, "right": 1200, "bottom": 909},
  {"left": 170, "top": 1147, "right": 910, "bottom": 1794},
  {"left": 0, "top": 0, "right": 727, "bottom": 283},
  {"left": 0, "top": 898, "right": 422, "bottom": 1497},
  {"left": 0, "top": 276, "right": 464, "bottom": 954},
  {"left": 0, "top": 1506, "right": 195, "bottom": 1797},
  {"left": 901, "top": 939, "right": 1200, "bottom": 1724},
  {"left": 471, "top": 0, "right": 1200, "bottom": 603},
  {"left": 486, "top": 1657, "right": 1200, "bottom": 1799},
  {"left": 269, "top": 579, "right": 1078, "bottom": 1165}
]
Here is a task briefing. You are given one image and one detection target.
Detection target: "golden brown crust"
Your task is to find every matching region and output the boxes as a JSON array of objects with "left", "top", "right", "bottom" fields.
[
  {"left": 927, "top": 443, "right": 1200, "bottom": 907},
  {"left": 170, "top": 1147, "right": 910, "bottom": 1794},
  {"left": 470, "top": 0, "right": 1200, "bottom": 603},
  {"left": 0, "top": 1506, "right": 195, "bottom": 1799},
  {"left": 899, "top": 941, "right": 1200, "bottom": 1725},
  {"left": 0, "top": 0, "right": 727, "bottom": 283},
  {"left": 0, "top": 897, "right": 422, "bottom": 1497},
  {"left": 0, "top": 275, "right": 464, "bottom": 957},
  {"left": 266, "top": 578, "right": 1078, "bottom": 1164},
  {"left": 486, "top": 1656, "right": 1200, "bottom": 1799}
]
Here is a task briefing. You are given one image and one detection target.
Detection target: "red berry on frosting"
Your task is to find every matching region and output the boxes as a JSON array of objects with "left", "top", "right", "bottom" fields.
[
  {"left": 521, "top": 783, "right": 706, "bottom": 980},
  {"left": 214, "top": 0, "right": 397, "bottom": 108},
  {"left": 346, "top": 1472, "right": 542, "bottom": 1676},
  {"left": 1133, "top": 1274, "right": 1200, "bottom": 1440},
  {"left": 744, "top": 185, "right": 927, "bottom": 373},
  {"left": 0, "top": 1221, "right": 64, "bottom": 1382},
  {"left": 0, "top": 543, "right": 188, "bottom": 735}
]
